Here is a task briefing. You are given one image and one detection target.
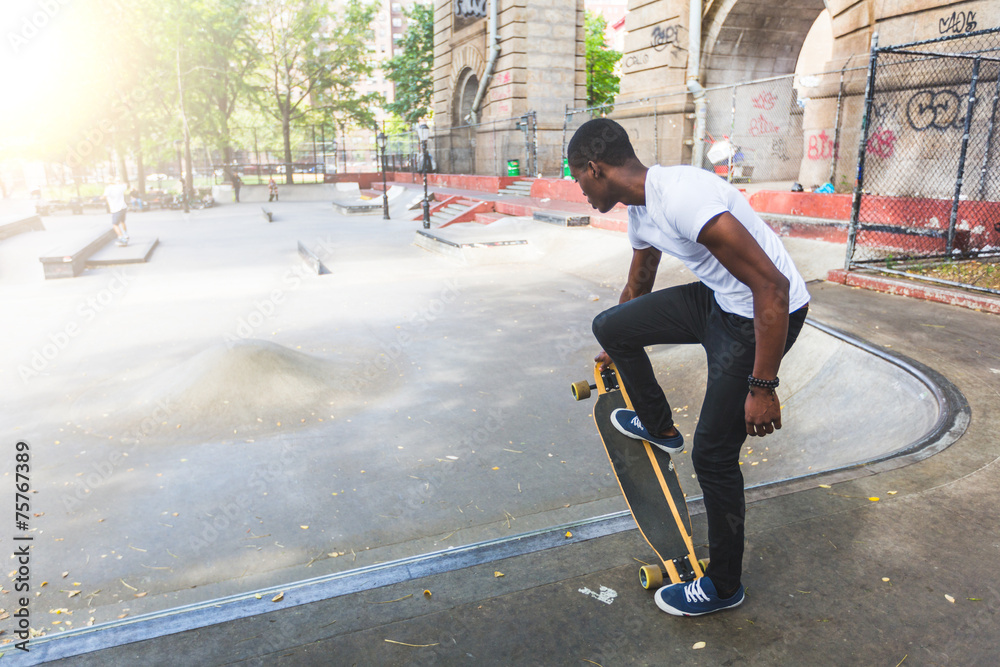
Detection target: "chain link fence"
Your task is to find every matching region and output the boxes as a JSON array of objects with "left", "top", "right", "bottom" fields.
[
  {"left": 432, "top": 113, "right": 539, "bottom": 178},
  {"left": 562, "top": 94, "right": 687, "bottom": 174},
  {"left": 846, "top": 27, "right": 1000, "bottom": 295},
  {"left": 562, "top": 67, "right": 867, "bottom": 190},
  {"left": 228, "top": 125, "right": 379, "bottom": 184}
]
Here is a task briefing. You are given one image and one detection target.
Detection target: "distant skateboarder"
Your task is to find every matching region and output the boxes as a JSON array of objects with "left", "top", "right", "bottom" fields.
[
  {"left": 233, "top": 174, "right": 242, "bottom": 203},
  {"left": 103, "top": 178, "right": 129, "bottom": 247},
  {"left": 567, "top": 118, "right": 810, "bottom": 616},
  {"left": 268, "top": 177, "right": 278, "bottom": 202}
]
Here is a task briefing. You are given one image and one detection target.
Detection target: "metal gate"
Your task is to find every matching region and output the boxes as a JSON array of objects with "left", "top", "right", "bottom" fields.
[{"left": 846, "top": 28, "right": 1000, "bottom": 295}]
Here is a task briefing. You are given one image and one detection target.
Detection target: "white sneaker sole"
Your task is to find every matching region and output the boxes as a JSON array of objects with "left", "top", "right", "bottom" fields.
[{"left": 655, "top": 591, "right": 744, "bottom": 616}]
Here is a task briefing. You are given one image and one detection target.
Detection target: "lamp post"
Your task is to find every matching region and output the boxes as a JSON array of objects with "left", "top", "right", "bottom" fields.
[
  {"left": 417, "top": 122, "right": 430, "bottom": 229},
  {"left": 376, "top": 127, "right": 389, "bottom": 220},
  {"left": 174, "top": 139, "right": 188, "bottom": 213}
]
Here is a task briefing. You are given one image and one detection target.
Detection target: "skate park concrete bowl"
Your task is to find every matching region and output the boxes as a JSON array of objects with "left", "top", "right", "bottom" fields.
[
  {"left": 0, "top": 204, "right": 967, "bottom": 660},
  {"left": 645, "top": 319, "right": 966, "bottom": 502}
]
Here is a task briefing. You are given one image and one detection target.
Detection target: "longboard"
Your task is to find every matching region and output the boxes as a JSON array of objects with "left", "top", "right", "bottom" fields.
[{"left": 573, "top": 362, "right": 705, "bottom": 589}]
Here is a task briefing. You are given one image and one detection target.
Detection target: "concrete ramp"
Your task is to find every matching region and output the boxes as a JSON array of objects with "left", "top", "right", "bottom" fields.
[
  {"left": 644, "top": 320, "right": 951, "bottom": 495},
  {"left": 67, "top": 339, "right": 365, "bottom": 443}
]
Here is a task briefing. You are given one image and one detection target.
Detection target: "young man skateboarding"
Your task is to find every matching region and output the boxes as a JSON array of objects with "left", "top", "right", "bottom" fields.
[
  {"left": 103, "top": 177, "right": 130, "bottom": 246},
  {"left": 568, "top": 118, "right": 810, "bottom": 616}
]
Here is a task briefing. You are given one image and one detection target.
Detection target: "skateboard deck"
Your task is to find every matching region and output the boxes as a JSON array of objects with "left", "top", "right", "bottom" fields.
[{"left": 573, "top": 362, "right": 704, "bottom": 589}]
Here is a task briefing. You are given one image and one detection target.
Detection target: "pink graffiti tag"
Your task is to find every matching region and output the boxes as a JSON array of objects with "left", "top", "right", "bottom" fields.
[
  {"left": 866, "top": 128, "right": 897, "bottom": 159},
  {"left": 748, "top": 114, "right": 779, "bottom": 136},
  {"left": 751, "top": 91, "right": 777, "bottom": 110},
  {"left": 807, "top": 130, "right": 835, "bottom": 160}
]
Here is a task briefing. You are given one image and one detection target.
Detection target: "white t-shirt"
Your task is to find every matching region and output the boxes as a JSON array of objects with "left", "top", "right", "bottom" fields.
[
  {"left": 103, "top": 183, "right": 128, "bottom": 213},
  {"left": 628, "top": 165, "right": 810, "bottom": 319}
]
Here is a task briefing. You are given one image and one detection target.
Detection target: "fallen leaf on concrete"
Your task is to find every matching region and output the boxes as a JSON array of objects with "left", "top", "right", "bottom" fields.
[
  {"left": 494, "top": 571, "right": 505, "bottom": 578},
  {"left": 272, "top": 592, "right": 284, "bottom": 602},
  {"left": 384, "top": 639, "right": 439, "bottom": 648},
  {"left": 692, "top": 641, "right": 706, "bottom": 649},
  {"left": 369, "top": 594, "right": 413, "bottom": 605},
  {"left": 945, "top": 594, "right": 955, "bottom": 604}
]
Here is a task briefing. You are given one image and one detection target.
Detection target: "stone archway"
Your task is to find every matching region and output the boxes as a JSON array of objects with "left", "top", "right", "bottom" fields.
[
  {"left": 453, "top": 68, "right": 480, "bottom": 126},
  {"left": 700, "top": 0, "right": 829, "bottom": 86}
]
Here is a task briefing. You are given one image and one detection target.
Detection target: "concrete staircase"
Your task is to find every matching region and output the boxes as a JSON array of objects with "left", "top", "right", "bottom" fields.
[
  {"left": 429, "top": 198, "right": 487, "bottom": 227},
  {"left": 498, "top": 180, "right": 534, "bottom": 197}
]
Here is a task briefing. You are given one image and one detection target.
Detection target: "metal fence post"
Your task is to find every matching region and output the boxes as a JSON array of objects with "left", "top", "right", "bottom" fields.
[
  {"left": 947, "top": 56, "right": 981, "bottom": 254},
  {"left": 829, "top": 62, "right": 848, "bottom": 186},
  {"left": 846, "top": 33, "right": 880, "bottom": 271},
  {"left": 976, "top": 70, "right": 1000, "bottom": 200},
  {"left": 728, "top": 83, "right": 737, "bottom": 183},
  {"left": 653, "top": 99, "right": 659, "bottom": 166}
]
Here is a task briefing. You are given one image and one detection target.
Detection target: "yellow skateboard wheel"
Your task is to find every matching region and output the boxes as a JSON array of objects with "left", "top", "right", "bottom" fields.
[
  {"left": 571, "top": 380, "right": 592, "bottom": 401},
  {"left": 639, "top": 565, "right": 663, "bottom": 590}
]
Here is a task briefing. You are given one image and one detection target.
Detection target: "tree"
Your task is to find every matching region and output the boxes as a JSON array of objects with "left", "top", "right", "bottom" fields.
[
  {"left": 585, "top": 11, "right": 621, "bottom": 110},
  {"left": 249, "top": 0, "right": 380, "bottom": 183},
  {"left": 384, "top": 2, "right": 433, "bottom": 124},
  {"left": 310, "top": 0, "right": 383, "bottom": 159},
  {"left": 190, "top": 0, "right": 259, "bottom": 184}
]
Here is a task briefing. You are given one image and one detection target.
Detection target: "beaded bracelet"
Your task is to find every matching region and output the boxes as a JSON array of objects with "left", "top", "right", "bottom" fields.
[{"left": 747, "top": 375, "right": 780, "bottom": 390}]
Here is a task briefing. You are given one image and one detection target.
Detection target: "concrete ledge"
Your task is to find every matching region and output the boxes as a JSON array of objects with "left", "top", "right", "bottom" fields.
[
  {"left": 39, "top": 227, "right": 117, "bottom": 279},
  {"left": 261, "top": 207, "right": 273, "bottom": 223},
  {"left": 532, "top": 210, "right": 589, "bottom": 227},
  {"left": 332, "top": 200, "right": 382, "bottom": 216},
  {"left": 297, "top": 241, "right": 330, "bottom": 275},
  {"left": 0, "top": 213, "right": 44, "bottom": 240},
  {"left": 827, "top": 269, "right": 1000, "bottom": 315},
  {"left": 87, "top": 239, "right": 159, "bottom": 267},
  {"left": 758, "top": 212, "right": 848, "bottom": 243}
]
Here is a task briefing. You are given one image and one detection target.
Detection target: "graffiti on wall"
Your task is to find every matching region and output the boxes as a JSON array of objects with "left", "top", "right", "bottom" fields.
[
  {"left": 749, "top": 113, "right": 780, "bottom": 136},
  {"left": 807, "top": 130, "right": 835, "bottom": 161},
  {"left": 651, "top": 24, "right": 680, "bottom": 52},
  {"left": 751, "top": 91, "right": 778, "bottom": 111},
  {"left": 939, "top": 11, "right": 977, "bottom": 34},
  {"left": 455, "top": 0, "right": 487, "bottom": 18},
  {"left": 866, "top": 128, "right": 897, "bottom": 159},
  {"left": 906, "top": 89, "right": 965, "bottom": 131}
]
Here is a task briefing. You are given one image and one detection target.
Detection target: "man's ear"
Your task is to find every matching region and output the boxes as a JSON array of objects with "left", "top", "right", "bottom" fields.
[{"left": 588, "top": 160, "right": 602, "bottom": 179}]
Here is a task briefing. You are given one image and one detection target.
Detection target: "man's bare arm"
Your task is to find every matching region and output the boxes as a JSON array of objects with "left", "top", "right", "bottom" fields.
[
  {"left": 620, "top": 247, "right": 662, "bottom": 303},
  {"left": 697, "top": 212, "right": 790, "bottom": 437}
]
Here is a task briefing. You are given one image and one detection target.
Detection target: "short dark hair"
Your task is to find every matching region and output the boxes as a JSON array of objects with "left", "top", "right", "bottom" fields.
[{"left": 567, "top": 118, "right": 637, "bottom": 169}]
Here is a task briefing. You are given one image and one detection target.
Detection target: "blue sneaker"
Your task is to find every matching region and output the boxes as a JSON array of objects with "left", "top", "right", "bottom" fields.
[
  {"left": 610, "top": 409, "right": 684, "bottom": 454},
  {"left": 654, "top": 577, "right": 745, "bottom": 616}
]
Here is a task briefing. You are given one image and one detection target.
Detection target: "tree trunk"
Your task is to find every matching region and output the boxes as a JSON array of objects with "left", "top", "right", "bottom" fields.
[
  {"left": 282, "top": 113, "right": 294, "bottom": 185},
  {"left": 223, "top": 144, "right": 233, "bottom": 184},
  {"left": 134, "top": 128, "right": 146, "bottom": 195}
]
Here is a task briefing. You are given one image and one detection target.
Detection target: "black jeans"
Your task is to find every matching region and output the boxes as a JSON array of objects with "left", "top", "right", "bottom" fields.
[{"left": 592, "top": 281, "right": 808, "bottom": 595}]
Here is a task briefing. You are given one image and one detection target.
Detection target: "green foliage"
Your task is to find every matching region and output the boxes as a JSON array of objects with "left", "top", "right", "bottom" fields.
[
  {"left": 585, "top": 10, "right": 622, "bottom": 109},
  {"left": 247, "top": 0, "right": 381, "bottom": 182},
  {"left": 384, "top": 2, "right": 434, "bottom": 124}
]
